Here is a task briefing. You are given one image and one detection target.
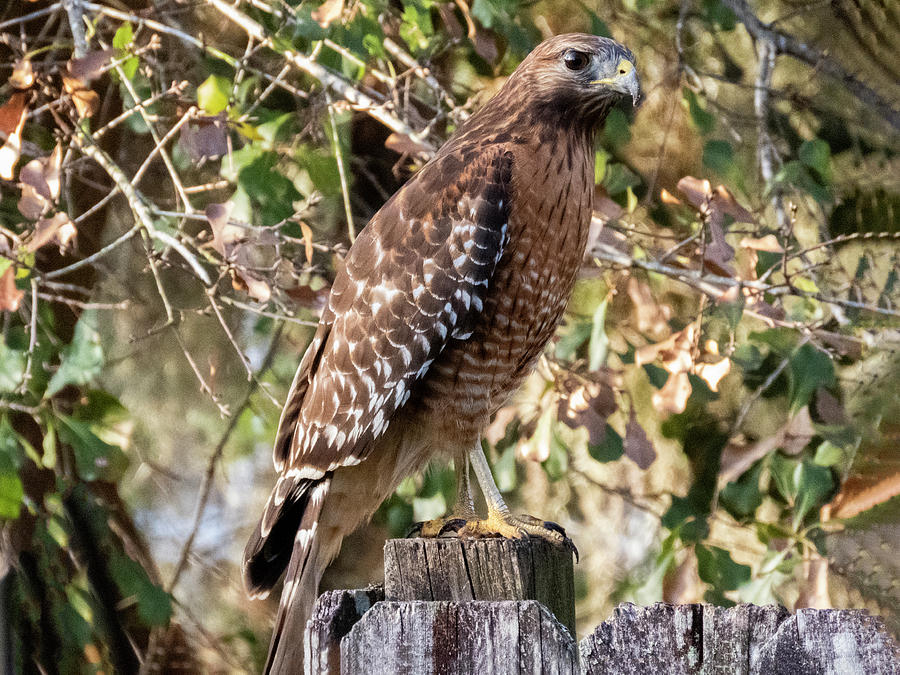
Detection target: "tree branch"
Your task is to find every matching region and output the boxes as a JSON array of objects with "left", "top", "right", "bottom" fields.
[{"left": 720, "top": 0, "right": 900, "bottom": 130}]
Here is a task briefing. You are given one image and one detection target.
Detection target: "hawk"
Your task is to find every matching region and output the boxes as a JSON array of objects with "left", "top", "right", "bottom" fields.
[{"left": 244, "top": 33, "right": 640, "bottom": 672}]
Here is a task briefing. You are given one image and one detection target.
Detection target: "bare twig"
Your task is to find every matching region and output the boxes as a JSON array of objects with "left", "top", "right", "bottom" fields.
[
  {"left": 753, "top": 38, "right": 789, "bottom": 233},
  {"left": 167, "top": 324, "right": 284, "bottom": 594},
  {"left": 63, "top": 0, "right": 88, "bottom": 58},
  {"left": 326, "top": 95, "right": 357, "bottom": 242},
  {"left": 721, "top": 0, "right": 900, "bottom": 130},
  {"left": 590, "top": 240, "right": 900, "bottom": 318},
  {"left": 206, "top": 0, "right": 437, "bottom": 151}
]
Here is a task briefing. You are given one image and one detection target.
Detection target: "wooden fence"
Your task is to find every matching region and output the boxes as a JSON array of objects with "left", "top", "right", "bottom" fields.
[{"left": 305, "top": 538, "right": 899, "bottom": 674}]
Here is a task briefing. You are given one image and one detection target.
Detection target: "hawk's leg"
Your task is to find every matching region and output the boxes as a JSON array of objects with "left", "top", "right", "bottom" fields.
[
  {"left": 407, "top": 456, "right": 478, "bottom": 538},
  {"left": 461, "top": 441, "right": 573, "bottom": 549}
]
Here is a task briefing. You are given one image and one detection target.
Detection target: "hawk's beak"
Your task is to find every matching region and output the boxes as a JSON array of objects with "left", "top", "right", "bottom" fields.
[
  {"left": 624, "top": 68, "right": 642, "bottom": 107},
  {"left": 592, "top": 60, "right": 642, "bottom": 107}
]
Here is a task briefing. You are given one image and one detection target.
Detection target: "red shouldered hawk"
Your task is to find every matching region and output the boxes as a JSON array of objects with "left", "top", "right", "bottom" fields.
[{"left": 244, "top": 33, "right": 641, "bottom": 672}]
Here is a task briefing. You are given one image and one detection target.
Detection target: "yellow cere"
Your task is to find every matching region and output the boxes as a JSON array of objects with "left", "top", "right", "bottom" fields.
[{"left": 591, "top": 59, "right": 634, "bottom": 85}]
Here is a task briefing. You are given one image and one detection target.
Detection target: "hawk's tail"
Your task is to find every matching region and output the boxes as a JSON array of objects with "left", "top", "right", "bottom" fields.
[{"left": 242, "top": 475, "right": 333, "bottom": 674}]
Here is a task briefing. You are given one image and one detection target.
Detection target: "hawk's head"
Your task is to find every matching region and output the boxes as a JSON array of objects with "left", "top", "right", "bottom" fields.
[{"left": 503, "top": 33, "right": 641, "bottom": 131}]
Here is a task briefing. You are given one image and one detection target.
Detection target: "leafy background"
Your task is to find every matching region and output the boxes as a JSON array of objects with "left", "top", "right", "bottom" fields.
[{"left": 0, "top": 0, "right": 898, "bottom": 671}]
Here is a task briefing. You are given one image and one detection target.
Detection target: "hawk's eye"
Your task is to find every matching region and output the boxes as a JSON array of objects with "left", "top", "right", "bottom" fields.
[{"left": 563, "top": 50, "right": 590, "bottom": 71}]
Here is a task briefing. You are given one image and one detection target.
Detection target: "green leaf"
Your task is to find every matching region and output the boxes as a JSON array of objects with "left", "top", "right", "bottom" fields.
[
  {"left": 750, "top": 328, "right": 798, "bottom": 356},
  {"left": 793, "top": 459, "right": 834, "bottom": 527},
  {"left": 789, "top": 343, "right": 835, "bottom": 413},
  {"left": 0, "top": 341, "right": 26, "bottom": 393},
  {"left": 701, "top": 0, "right": 737, "bottom": 29},
  {"left": 109, "top": 554, "right": 173, "bottom": 626},
  {"left": 555, "top": 320, "right": 591, "bottom": 361},
  {"left": 113, "top": 22, "right": 138, "bottom": 79},
  {"left": 541, "top": 425, "right": 569, "bottom": 482},
  {"left": 683, "top": 89, "right": 714, "bottom": 135},
  {"left": 601, "top": 108, "right": 632, "bottom": 150},
  {"left": 696, "top": 544, "right": 751, "bottom": 591},
  {"left": 813, "top": 441, "right": 845, "bottom": 467},
  {"left": 769, "top": 453, "right": 798, "bottom": 502},
  {"left": 57, "top": 417, "right": 128, "bottom": 482},
  {"left": 197, "top": 74, "right": 231, "bottom": 114},
  {"left": 0, "top": 470, "right": 23, "bottom": 519},
  {"left": 602, "top": 162, "right": 640, "bottom": 196},
  {"left": 586, "top": 9, "right": 611, "bottom": 37},
  {"left": 799, "top": 139, "right": 830, "bottom": 182},
  {"left": 720, "top": 460, "right": 764, "bottom": 519},
  {"left": 112, "top": 22, "right": 133, "bottom": 49},
  {"left": 771, "top": 160, "right": 830, "bottom": 204},
  {"left": 588, "top": 424, "right": 624, "bottom": 462},
  {"left": 731, "top": 343, "right": 763, "bottom": 372},
  {"left": 493, "top": 443, "right": 517, "bottom": 493},
  {"left": 45, "top": 310, "right": 104, "bottom": 398},
  {"left": 588, "top": 299, "right": 609, "bottom": 371},
  {"left": 702, "top": 140, "right": 735, "bottom": 177}
]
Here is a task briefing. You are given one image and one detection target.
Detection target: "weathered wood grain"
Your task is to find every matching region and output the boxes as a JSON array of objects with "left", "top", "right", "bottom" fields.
[
  {"left": 305, "top": 586, "right": 383, "bottom": 675},
  {"left": 340, "top": 600, "right": 578, "bottom": 675},
  {"left": 384, "top": 537, "right": 576, "bottom": 635},
  {"left": 579, "top": 602, "right": 900, "bottom": 674}
]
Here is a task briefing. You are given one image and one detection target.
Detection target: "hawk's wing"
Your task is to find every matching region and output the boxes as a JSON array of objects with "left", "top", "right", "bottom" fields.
[{"left": 276, "top": 146, "right": 512, "bottom": 479}]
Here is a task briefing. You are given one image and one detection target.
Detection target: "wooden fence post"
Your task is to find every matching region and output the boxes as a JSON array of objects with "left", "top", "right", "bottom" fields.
[{"left": 383, "top": 537, "right": 576, "bottom": 635}]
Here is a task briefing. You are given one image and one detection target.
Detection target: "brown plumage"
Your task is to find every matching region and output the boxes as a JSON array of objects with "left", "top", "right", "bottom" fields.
[{"left": 244, "top": 33, "right": 640, "bottom": 673}]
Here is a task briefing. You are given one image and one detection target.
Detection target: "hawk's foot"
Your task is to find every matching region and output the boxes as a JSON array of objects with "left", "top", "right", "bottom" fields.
[
  {"left": 406, "top": 515, "right": 472, "bottom": 538},
  {"left": 456, "top": 513, "right": 577, "bottom": 556}
]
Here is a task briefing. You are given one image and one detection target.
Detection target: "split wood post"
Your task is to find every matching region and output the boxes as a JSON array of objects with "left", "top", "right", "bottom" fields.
[{"left": 383, "top": 537, "right": 577, "bottom": 635}]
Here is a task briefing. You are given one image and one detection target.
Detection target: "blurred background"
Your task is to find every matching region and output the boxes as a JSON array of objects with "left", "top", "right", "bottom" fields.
[{"left": 0, "top": 0, "right": 898, "bottom": 671}]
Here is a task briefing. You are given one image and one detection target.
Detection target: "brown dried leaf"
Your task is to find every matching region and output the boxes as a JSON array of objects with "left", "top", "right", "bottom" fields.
[
  {"left": 10, "top": 60, "right": 35, "bottom": 89},
  {"left": 830, "top": 472, "right": 900, "bottom": 520},
  {"left": 180, "top": 116, "right": 228, "bottom": 162},
  {"left": 62, "top": 75, "right": 100, "bottom": 118},
  {"left": 0, "top": 266, "right": 24, "bottom": 312},
  {"left": 0, "top": 93, "right": 28, "bottom": 181},
  {"left": 234, "top": 272, "right": 271, "bottom": 303},
  {"left": 624, "top": 407, "right": 656, "bottom": 469},
  {"left": 704, "top": 218, "right": 735, "bottom": 274},
  {"left": 740, "top": 234, "right": 783, "bottom": 252},
  {"left": 473, "top": 30, "right": 498, "bottom": 63},
  {"left": 484, "top": 405, "right": 517, "bottom": 446},
  {"left": 437, "top": 3, "right": 465, "bottom": 41},
  {"left": 814, "top": 388, "right": 846, "bottom": 425},
  {"left": 695, "top": 357, "right": 731, "bottom": 392},
  {"left": 676, "top": 176, "right": 711, "bottom": 209},
  {"left": 67, "top": 49, "right": 115, "bottom": 81},
  {"left": 311, "top": 0, "right": 344, "bottom": 27},
  {"left": 557, "top": 382, "right": 617, "bottom": 446},
  {"left": 205, "top": 202, "right": 243, "bottom": 256},
  {"left": 660, "top": 188, "right": 682, "bottom": 205},
  {"left": 299, "top": 221, "right": 314, "bottom": 265},
  {"left": 782, "top": 407, "right": 815, "bottom": 455},
  {"left": 0, "top": 92, "right": 27, "bottom": 134},
  {"left": 385, "top": 132, "right": 431, "bottom": 157},
  {"left": 594, "top": 195, "right": 624, "bottom": 223},
  {"left": 28, "top": 212, "right": 76, "bottom": 253},
  {"left": 635, "top": 325, "right": 695, "bottom": 374},
  {"left": 652, "top": 370, "right": 692, "bottom": 414},
  {"left": 627, "top": 276, "right": 671, "bottom": 339},
  {"left": 17, "top": 183, "right": 48, "bottom": 220},
  {"left": 284, "top": 283, "right": 330, "bottom": 311},
  {"left": 712, "top": 185, "right": 753, "bottom": 223}
]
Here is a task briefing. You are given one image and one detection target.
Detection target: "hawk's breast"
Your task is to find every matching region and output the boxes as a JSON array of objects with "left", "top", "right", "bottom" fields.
[{"left": 411, "top": 132, "right": 594, "bottom": 440}]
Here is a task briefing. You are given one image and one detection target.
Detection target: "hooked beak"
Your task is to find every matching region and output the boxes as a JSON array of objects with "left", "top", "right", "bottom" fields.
[{"left": 592, "top": 60, "right": 642, "bottom": 107}]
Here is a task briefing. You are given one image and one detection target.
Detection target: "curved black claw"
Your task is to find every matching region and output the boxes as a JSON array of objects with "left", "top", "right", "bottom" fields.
[
  {"left": 541, "top": 520, "right": 579, "bottom": 562},
  {"left": 438, "top": 518, "right": 468, "bottom": 536}
]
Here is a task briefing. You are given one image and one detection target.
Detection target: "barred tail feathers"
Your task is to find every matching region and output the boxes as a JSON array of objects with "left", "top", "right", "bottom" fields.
[{"left": 242, "top": 476, "right": 332, "bottom": 673}]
